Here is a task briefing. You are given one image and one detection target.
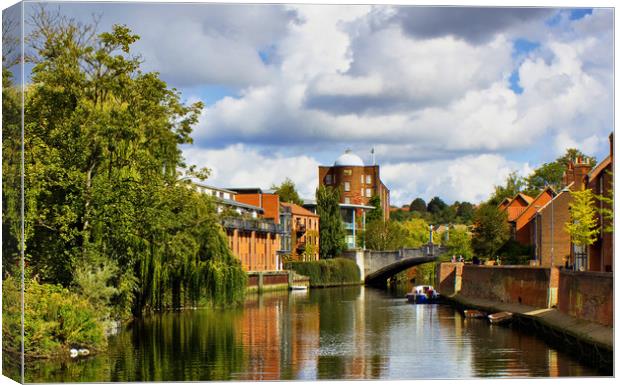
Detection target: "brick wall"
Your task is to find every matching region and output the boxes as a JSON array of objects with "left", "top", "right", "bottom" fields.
[
  {"left": 436, "top": 262, "right": 463, "bottom": 295},
  {"left": 558, "top": 270, "right": 613, "bottom": 326},
  {"left": 535, "top": 191, "right": 573, "bottom": 267},
  {"left": 459, "top": 265, "right": 553, "bottom": 308}
]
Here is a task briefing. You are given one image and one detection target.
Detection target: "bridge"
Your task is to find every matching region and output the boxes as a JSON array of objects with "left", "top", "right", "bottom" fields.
[{"left": 343, "top": 244, "right": 446, "bottom": 287}]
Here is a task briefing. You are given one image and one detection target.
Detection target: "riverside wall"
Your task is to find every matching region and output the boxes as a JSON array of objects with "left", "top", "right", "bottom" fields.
[{"left": 558, "top": 270, "right": 613, "bottom": 327}]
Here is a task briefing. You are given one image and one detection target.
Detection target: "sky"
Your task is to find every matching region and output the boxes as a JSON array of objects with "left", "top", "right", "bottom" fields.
[{"left": 7, "top": 1, "right": 615, "bottom": 206}]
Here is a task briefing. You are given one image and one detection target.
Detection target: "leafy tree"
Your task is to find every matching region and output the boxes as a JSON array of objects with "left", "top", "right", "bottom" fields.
[
  {"left": 366, "top": 195, "right": 383, "bottom": 222},
  {"left": 596, "top": 171, "right": 613, "bottom": 234},
  {"left": 427, "top": 196, "right": 447, "bottom": 214},
  {"left": 471, "top": 203, "right": 510, "bottom": 258},
  {"left": 316, "top": 185, "right": 346, "bottom": 258},
  {"left": 400, "top": 218, "right": 432, "bottom": 247},
  {"left": 455, "top": 201, "right": 475, "bottom": 224},
  {"left": 558, "top": 148, "right": 597, "bottom": 167},
  {"left": 271, "top": 177, "right": 304, "bottom": 206},
  {"left": 444, "top": 227, "right": 474, "bottom": 260},
  {"left": 488, "top": 171, "right": 525, "bottom": 206},
  {"left": 565, "top": 189, "right": 600, "bottom": 248},
  {"left": 364, "top": 220, "right": 408, "bottom": 251},
  {"left": 524, "top": 161, "right": 565, "bottom": 194},
  {"left": 409, "top": 198, "right": 427, "bottom": 213}
]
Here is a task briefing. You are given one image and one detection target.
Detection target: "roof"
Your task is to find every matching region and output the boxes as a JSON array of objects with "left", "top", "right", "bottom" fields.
[
  {"left": 516, "top": 193, "right": 534, "bottom": 205},
  {"left": 512, "top": 186, "right": 556, "bottom": 223},
  {"left": 281, "top": 202, "right": 318, "bottom": 217},
  {"left": 302, "top": 201, "right": 376, "bottom": 210},
  {"left": 227, "top": 187, "right": 264, "bottom": 194},
  {"left": 587, "top": 155, "right": 612, "bottom": 181},
  {"left": 497, "top": 197, "right": 513, "bottom": 210},
  {"left": 534, "top": 182, "right": 574, "bottom": 214},
  {"left": 334, "top": 149, "right": 364, "bottom": 167},
  {"left": 218, "top": 198, "right": 264, "bottom": 213},
  {"left": 193, "top": 182, "right": 237, "bottom": 195}
]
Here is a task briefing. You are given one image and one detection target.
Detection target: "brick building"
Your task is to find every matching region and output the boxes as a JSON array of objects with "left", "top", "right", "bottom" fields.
[
  {"left": 318, "top": 149, "right": 390, "bottom": 221},
  {"left": 280, "top": 202, "right": 320, "bottom": 261},
  {"left": 511, "top": 187, "right": 555, "bottom": 245}
]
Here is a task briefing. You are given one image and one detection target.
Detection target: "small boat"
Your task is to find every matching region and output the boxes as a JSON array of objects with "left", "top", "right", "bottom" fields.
[
  {"left": 488, "top": 311, "right": 513, "bottom": 325},
  {"left": 289, "top": 285, "right": 308, "bottom": 291},
  {"left": 463, "top": 309, "right": 486, "bottom": 319},
  {"left": 406, "top": 285, "right": 440, "bottom": 304},
  {"left": 78, "top": 348, "right": 90, "bottom": 356},
  {"left": 69, "top": 348, "right": 79, "bottom": 358}
]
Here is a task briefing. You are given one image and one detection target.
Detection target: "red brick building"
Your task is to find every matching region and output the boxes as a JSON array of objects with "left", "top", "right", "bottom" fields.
[
  {"left": 280, "top": 202, "right": 320, "bottom": 261},
  {"left": 511, "top": 187, "right": 555, "bottom": 245},
  {"left": 318, "top": 149, "right": 390, "bottom": 220}
]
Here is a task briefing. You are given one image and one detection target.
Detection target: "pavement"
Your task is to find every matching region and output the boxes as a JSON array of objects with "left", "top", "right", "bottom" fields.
[{"left": 448, "top": 294, "right": 613, "bottom": 351}]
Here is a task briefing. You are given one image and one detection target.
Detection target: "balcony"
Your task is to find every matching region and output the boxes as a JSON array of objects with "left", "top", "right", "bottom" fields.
[
  {"left": 221, "top": 217, "right": 285, "bottom": 234},
  {"left": 295, "top": 222, "right": 307, "bottom": 233}
]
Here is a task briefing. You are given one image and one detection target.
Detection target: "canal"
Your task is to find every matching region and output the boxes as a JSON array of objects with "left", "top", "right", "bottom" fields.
[{"left": 20, "top": 286, "right": 602, "bottom": 382}]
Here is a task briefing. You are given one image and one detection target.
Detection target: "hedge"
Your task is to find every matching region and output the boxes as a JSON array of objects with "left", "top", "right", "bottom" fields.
[{"left": 284, "top": 258, "right": 360, "bottom": 287}]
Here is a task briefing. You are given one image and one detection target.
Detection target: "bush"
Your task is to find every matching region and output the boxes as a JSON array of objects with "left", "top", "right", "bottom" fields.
[
  {"left": 2, "top": 275, "right": 108, "bottom": 359},
  {"left": 497, "top": 239, "right": 533, "bottom": 265},
  {"left": 284, "top": 258, "right": 360, "bottom": 286}
]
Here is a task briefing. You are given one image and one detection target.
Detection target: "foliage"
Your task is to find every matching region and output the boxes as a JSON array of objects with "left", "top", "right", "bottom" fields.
[
  {"left": 596, "top": 171, "right": 613, "bottom": 233},
  {"left": 366, "top": 195, "right": 383, "bottom": 222},
  {"left": 284, "top": 258, "right": 360, "bottom": 286},
  {"left": 271, "top": 177, "right": 304, "bottom": 206},
  {"left": 364, "top": 220, "right": 408, "bottom": 251},
  {"left": 302, "top": 230, "right": 320, "bottom": 260},
  {"left": 443, "top": 227, "right": 473, "bottom": 260},
  {"left": 524, "top": 161, "right": 565, "bottom": 194},
  {"left": 426, "top": 196, "right": 447, "bottom": 214},
  {"left": 409, "top": 198, "right": 427, "bottom": 213},
  {"left": 471, "top": 203, "right": 510, "bottom": 258},
  {"left": 400, "top": 218, "right": 432, "bottom": 247},
  {"left": 316, "top": 185, "right": 346, "bottom": 258},
  {"left": 496, "top": 240, "right": 532, "bottom": 265},
  {"left": 3, "top": 275, "right": 107, "bottom": 358},
  {"left": 488, "top": 171, "right": 526, "bottom": 206},
  {"left": 454, "top": 202, "right": 475, "bottom": 224},
  {"left": 565, "top": 189, "right": 600, "bottom": 247}
]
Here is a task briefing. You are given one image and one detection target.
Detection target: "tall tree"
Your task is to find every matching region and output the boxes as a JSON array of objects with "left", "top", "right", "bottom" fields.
[
  {"left": 444, "top": 227, "right": 474, "bottom": 260},
  {"left": 596, "top": 171, "right": 614, "bottom": 234},
  {"left": 409, "top": 198, "right": 427, "bottom": 213},
  {"left": 316, "top": 186, "right": 346, "bottom": 258},
  {"left": 565, "top": 189, "right": 600, "bottom": 249},
  {"left": 426, "top": 196, "right": 447, "bottom": 215},
  {"left": 366, "top": 195, "right": 383, "bottom": 222},
  {"left": 455, "top": 201, "right": 475, "bottom": 224},
  {"left": 488, "top": 171, "right": 525, "bottom": 206},
  {"left": 364, "top": 220, "right": 407, "bottom": 251},
  {"left": 271, "top": 177, "right": 304, "bottom": 206},
  {"left": 471, "top": 203, "right": 510, "bottom": 259}
]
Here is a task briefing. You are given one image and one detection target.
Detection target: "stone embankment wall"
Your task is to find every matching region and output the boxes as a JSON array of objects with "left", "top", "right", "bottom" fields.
[
  {"left": 246, "top": 271, "right": 309, "bottom": 293},
  {"left": 558, "top": 270, "right": 613, "bottom": 326},
  {"left": 437, "top": 263, "right": 612, "bottom": 326}
]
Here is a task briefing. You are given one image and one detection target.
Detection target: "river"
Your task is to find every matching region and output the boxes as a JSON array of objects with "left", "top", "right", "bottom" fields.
[{"left": 17, "top": 286, "right": 603, "bottom": 382}]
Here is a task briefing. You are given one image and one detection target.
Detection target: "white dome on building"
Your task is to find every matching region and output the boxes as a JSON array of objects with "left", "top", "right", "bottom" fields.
[{"left": 334, "top": 149, "right": 364, "bottom": 167}]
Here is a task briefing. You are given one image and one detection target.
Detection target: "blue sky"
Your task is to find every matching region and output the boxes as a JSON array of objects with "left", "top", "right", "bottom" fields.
[{"left": 6, "top": 2, "right": 614, "bottom": 205}]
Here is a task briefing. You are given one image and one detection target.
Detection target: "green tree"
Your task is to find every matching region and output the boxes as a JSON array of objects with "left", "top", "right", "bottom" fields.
[
  {"left": 444, "top": 227, "right": 474, "bottom": 260},
  {"left": 400, "top": 218, "right": 431, "bottom": 247},
  {"left": 364, "top": 220, "right": 407, "bottom": 251},
  {"left": 366, "top": 195, "right": 383, "bottom": 222},
  {"left": 596, "top": 171, "right": 613, "bottom": 234},
  {"left": 271, "top": 177, "right": 304, "bottom": 206},
  {"left": 455, "top": 201, "right": 475, "bottom": 224},
  {"left": 524, "top": 161, "right": 565, "bottom": 194},
  {"left": 558, "top": 148, "right": 597, "bottom": 167},
  {"left": 565, "top": 189, "right": 600, "bottom": 248},
  {"left": 488, "top": 171, "right": 525, "bottom": 206},
  {"left": 426, "top": 196, "right": 447, "bottom": 215},
  {"left": 471, "top": 203, "right": 510, "bottom": 258},
  {"left": 409, "top": 198, "right": 427, "bottom": 213},
  {"left": 316, "top": 185, "right": 346, "bottom": 258}
]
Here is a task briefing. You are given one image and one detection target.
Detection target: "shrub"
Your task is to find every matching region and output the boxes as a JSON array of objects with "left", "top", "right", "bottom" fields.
[
  {"left": 284, "top": 258, "right": 360, "bottom": 286},
  {"left": 2, "top": 275, "right": 107, "bottom": 358}
]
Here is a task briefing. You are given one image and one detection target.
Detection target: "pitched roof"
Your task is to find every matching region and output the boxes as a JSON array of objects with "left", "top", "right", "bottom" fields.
[
  {"left": 515, "top": 192, "right": 534, "bottom": 205},
  {"left": 534, "top": 182, "right": 575, "bottom": 214},
  {"left": 512, "top": 186, "right": 556, "bottom": 223},
  {"left": 587, "top": 155, "right": 612, "bottom": 181},
  {"left": 280, "top": 202, "right": 319, "bottom": 217}
]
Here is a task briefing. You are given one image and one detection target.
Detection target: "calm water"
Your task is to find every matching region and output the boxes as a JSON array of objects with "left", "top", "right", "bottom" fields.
[{"left": 16, "top": 286, "right": 602, "bottom": 382}]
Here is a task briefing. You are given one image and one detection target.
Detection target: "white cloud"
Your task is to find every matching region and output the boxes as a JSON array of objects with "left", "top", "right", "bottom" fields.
[
  {"left": 382, "top": 154, "right": 532, "bottom": 205},
  {"left": 182, "top": 144, "right": 320, "bottom": 199}
]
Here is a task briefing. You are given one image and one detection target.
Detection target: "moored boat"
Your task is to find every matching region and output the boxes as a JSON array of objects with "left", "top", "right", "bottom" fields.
[
  {"left": 289, "top": 285, "right": 308, "bottom": 291},
  {"left": 463, "top": 309, "right": 486, "bottom": 318},
  {"left": 406, "top": 285, "right": 440, "bottom": 304},
  {"left": 488, "top": 311, "right": 513, "bottom": 324}
]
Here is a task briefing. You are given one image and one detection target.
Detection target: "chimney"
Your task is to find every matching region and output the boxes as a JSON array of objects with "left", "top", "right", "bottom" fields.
[
  {"left": 573, "top": 158, "right": 592, "bottom": 191},
  {"left": 562, "top": 161, "right": 575, "bottom": 188}
]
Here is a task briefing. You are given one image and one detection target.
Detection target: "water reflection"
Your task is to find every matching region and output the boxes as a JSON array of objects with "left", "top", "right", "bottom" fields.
[{"left": 19, "top": 287, "right": 602, "bottom": 382}]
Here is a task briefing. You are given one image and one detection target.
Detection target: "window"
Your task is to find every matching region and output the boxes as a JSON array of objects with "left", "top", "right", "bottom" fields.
[
  {"left": 344, "top": 197, "right": 351, "bottom": 204},
  {"left": 344, "top": 182, "right": 350, "bottom": 191},
  {"left": 366, "top": 175, "right": 372, "bottom": 184},
  {"left": 325, "top": 174, "right": 332, "bottom": 184},
  {"left": 361, "top": 188, "right": 364, "bottom": 197},
  {"left": 360, "top": 175, "right": 364, "bottom": 184},
  {"left": 366, "top": 188, "right": 372, "bottom": 197},
  {"left": 343, "top": 169, "right": 352, "bottom": 176}
]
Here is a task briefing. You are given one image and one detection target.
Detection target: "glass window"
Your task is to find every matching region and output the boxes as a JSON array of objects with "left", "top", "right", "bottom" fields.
[
  {"left": 325, "top": 174, "right": 332, "bottom": 184},
  {"left": 366, "top": 175, "right": 372, "bottom": 184},
  {"left": 366, "top": 188, "right": 372, "bottom": 197},
  {"left": 361, "top": 174, "right": 364, "bottom": 184},
  {"left": 344, "top": 182, "right": 350, "bottom": 191},
  {"left": 344, "top": 197, "right": 351, "bottom": 204},
  {"left": 361, "top": 188, "right": 364, "bottom": 197},
  {"left": 344, "top": 169, "right": 352, "bottom": 176}
]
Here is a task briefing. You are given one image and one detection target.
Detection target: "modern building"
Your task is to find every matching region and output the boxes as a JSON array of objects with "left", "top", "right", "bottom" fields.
[
  {"left": 318, "top": 149, "right": 390, "bottom": 221},
  {"left": 280, "top": 202, "right": 320, "bottom": 261},
  {"left": 303, "top": 199, "right": 375, "bottom": 250},
  {"left": 193, "top": 184, "right": 285, "bottom": 272}
]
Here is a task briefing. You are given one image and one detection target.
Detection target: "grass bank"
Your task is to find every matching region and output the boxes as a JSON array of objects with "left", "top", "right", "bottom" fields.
[{"left": 284, "top": 258, "right": 361, "bottom": 287}]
